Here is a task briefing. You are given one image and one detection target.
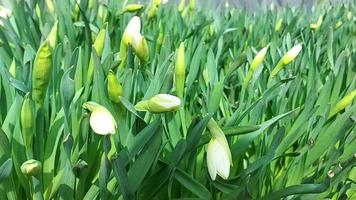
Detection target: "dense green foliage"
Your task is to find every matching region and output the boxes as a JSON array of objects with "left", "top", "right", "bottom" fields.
[{"left": 0, "top": 0, "right": 355, "bottom": 199}]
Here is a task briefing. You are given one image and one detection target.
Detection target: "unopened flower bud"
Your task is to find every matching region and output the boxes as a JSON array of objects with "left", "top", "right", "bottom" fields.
[
  {"left": 83, "top": 102, "right": 117, "bottom": 135},
  {"left": 175, "top": 42, "right": 185, "bottom": 98},
  {"left": 107, "top": 71, "right": 123, "bottom": 103},
  {"left": 328, "top": 90, "right": 356, "bottom": 118},
  {"left": 135, "top": 94, "right": 181, "bottom": 113},
  {"left": 124, "top": 4, "right": 144, "bottom": 12},
  {"left": 21, "top": 160, "right": 41, "bottom": 176}
]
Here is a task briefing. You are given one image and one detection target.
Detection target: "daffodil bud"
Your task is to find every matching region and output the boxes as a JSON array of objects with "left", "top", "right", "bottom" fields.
[
  {"left": 206, "top": 118, "right": 232, "bottom": 180},
  {"left": 83, "top": 102, "right": 117, "bottom": 135},
  {"left": 121, "top": 17, "right": 149, "bottom": 63},
  {"left": 157, "top": 22, "right": 164, "bottom": 52},
  {"left": 189, "top": 0, "right": 195, "bottom": 13},
  {"left": 135, "top": 94, "right": 181, "bottom": 113},
  {"left": 334, "top": 20, "right": 342, "bottom": 29},
  {"left": 243, "top": 46, "right": 268, "bottom": 87},
  {"left": 347, "top": 11, "right": 352, "bottom": 20},
  {"left": 124, "top": 4, "right": 144, "bottom": 12},
  {"left": 21, "top": 159, "right": 41, "bottom": 176},
  {"left": 98, "top": 3, "right": 107, "bottom": 21},
  {"left": 281, "top": 44, "right": 302, "bottom": 65},
  {"left": 21, "top": 93, "right": 35, "bottom": 153},
  {"left": 88, "top": 0, "right": 94, "bottom": 9},
  {"left": 45, "top": 0, "right": 54, "bottom": 14},
  {"left": 47, "top": 21, "right": 58, "bottom": 49},
  {"left": 93, "top": 25, "right": 107, "bottom": 57},
  {"left": 310, "top": 15, "right": 323, "bottom": 30},
  {"left": 270, "top": 44, "right": 302, "bottom": 78},
  {"left": 9, "top": 59, "right": 16, "bottom": 77},
  {"left": 275, "top": 18, "right": 283, "bottom": 32},
  {"left": 148, "top": 5, "right": 158, "bottom": 19},
  {"left": 132, "top": 36, "right": 149, "bottom": 62},
  {"left": 175, "top": 42, "right": 185, "bottom": 98},
  {"left": 32, "top": 41, "right": 53, "bottom": 107},
  {"left": 250, "top": 46, "right": 268, "bottom": 71},
  {"left": 107, "top": 71, "right": 123, "bottom": 103},
  {"left": 328, "top": 90, "right": 356, "bottom": 118},
  {"left": 178, "top": 0, "right": 185, "bottom": 12},
  {"left": 122, "top": 16, "right": 141, "bottom": 45},
  {"left": 86, "top": 25, "right": 107, "bottom": 84}
]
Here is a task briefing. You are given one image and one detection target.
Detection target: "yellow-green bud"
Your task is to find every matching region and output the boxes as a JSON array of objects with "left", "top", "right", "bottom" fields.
[
  {"left": 243, "top": 46, "right": 268, "bottom": 87},
  {"left": 9, "top": 59, "right": 16, "bottom": 77},
  {"left": 175, "top": 42, "right": 185, "bottom": 98},
  {"left": 32, "top": 41, "right": 53, "bottom": 107},
  {"left": 189, "top": 0, "right": 195, "bottom": 11},
  {"left": 86, "top": 25, "right": 107, "bottom": 85},
  {"left": 45, "top": 0, "right": 54, "bottom": 14},
  {"left": 270, "top": 44, "right": 302, "bottom": 78},
  {"left": 124, "top": 4, "right": 144, "bottom": 12},
  {"left": 88, "top": 0, "right": 94, "bottom": 9},
  {"left": 281, "top": 44, "right": 302, "bottom": 65},
  {"left": 47, "top": 21, "right": 58, "bottom": 49},
  {"left": 275, "top": 18, "right": 283, "bottom": 32},
  {"left": 148, "top": 5, "right": 158, "bottom": 19},
  {"left": 135, "top": 94, "right": 181, "bottom": 113},
  {"left": 329, "top": 90, "right": 356, "bottom": 118},
  {"left": 178, "top": 0, "right": 185, "bottom": 12},
  {"left": 133, "top": 37, "right": 149, "bottom": 62},
  {"left": 310, "top": 15, "right": 323, "bottom": 30},
  {"left": 21, "top": 93, "right": 35, "bottom": 152},
  {"left": 93, "top": 25, "right": 107, "bottom": 57},
  {"left": 347, "top": 11, "right": 352, "bottom": 20},
  {"left": 250, "top": 46, "right": 268, "bottom": 71},
  {"left": 107, "top": 71, "right": 123, "bottom": 103},
  {"left": 21, "top": 159, "right": 41, "bottom": 176},
  {"left": 334, "top": 20, "right": 342, "bottom": 29}
]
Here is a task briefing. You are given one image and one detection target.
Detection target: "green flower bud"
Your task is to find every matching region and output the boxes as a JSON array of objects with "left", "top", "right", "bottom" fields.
[
  {"left": 9, "top": 58, "right": 16, "bottom": 77},
  {"left": 21, "top": 159, "right": 41, "bottom": 176},
  {"left": 32, "top": 41, "right": 53, "bottom": 107},
  {"left": 178, "top": 0, "right": 185, "bottom": 12},
  {"left": 329, "top": 90, "right": 356, "bottom": 118},
  {"left": 133, "top": 36, "right": 149, "bottom": 62},
  {"left": 21, "top": 93, "right": 35, "bottom": 153},
  {"left": 107, "top": 71, "right": 123, "bottom": 103},
  {"left": 125, "top": 4, "right": 144, "bottom": 12},
  {"left": 45, "top": 0, "right": 54, "bottom": 14},
  {"left": 175, "top": 42, "right": 185, "bottom": 98},
  {"left": 243, "top": 46, "right": 268, "bottom": 87},
  {"left": 86, "top": 25, "right": 107, "bottom": 85},
  {"left": 274, "top": 18, "right": 283, "bottom": 32},
  {"left": 47, "top": 21, "right": 58, "bottom": 49},
  {"left": 270, "top": 44, "right": 302, "bottom": 78},
  {"left": 310, "top": 15, "right": 323, "bottom": 30},
  {"left": 135, "top": 94, "right": 181, "bottom": 113},
  {"left": 334, "top": 20, "right": 342, "bottom": 29}
]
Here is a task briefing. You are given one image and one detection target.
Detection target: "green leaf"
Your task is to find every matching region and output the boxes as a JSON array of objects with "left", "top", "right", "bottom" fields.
[
  {"left": 174, "top": 168, "right": 211, "bottom": 199},
  {"left": 0, "top": 159, "right": 13, "bottom": 180}
]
